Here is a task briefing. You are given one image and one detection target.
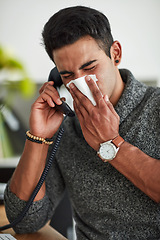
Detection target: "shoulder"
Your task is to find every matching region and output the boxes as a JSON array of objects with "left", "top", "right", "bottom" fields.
[{"left": 143, "top": 86, "right": 160, "bottom": 113}]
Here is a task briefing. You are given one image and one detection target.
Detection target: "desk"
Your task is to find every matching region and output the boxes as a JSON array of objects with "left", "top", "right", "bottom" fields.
[{"left": 0, "top": 205, "right": 67, "bottom": 240}]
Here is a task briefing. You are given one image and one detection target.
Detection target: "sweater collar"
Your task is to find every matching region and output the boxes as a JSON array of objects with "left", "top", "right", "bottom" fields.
[{"left": 115, "top": 69, "right": 148, "bottom": 124}]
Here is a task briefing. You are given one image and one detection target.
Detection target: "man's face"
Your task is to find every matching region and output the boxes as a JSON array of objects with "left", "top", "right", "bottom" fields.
[{"left": 53, "top": 35, "right": 119, "bottom": 103}]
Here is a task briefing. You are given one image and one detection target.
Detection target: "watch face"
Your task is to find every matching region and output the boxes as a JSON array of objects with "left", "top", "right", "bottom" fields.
[{"left": 99, "top": 142, "right": 117, "bottom": 161}]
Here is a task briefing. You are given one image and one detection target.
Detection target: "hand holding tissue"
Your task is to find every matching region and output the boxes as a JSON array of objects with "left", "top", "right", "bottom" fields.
[{"left": 67, "top": 75, "right": 98, "bottom": 106}]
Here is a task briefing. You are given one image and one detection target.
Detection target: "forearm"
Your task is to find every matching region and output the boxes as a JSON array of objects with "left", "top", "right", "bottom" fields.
[
  {"left": 111, "top": 141, "right": 160, "bottom": 203},
  {"left": 10, "top": 139, "right": 49, "bottom": 201}
]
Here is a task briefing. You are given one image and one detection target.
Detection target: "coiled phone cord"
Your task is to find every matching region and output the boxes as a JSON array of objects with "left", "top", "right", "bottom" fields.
[{"left": 0, "top": 115, "right": 68, "bottom": 231}]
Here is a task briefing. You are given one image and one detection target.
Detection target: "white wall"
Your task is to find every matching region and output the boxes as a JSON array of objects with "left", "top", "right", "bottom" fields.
[{"left": 0, "top": 0, "right": 160, "bottom": 86}]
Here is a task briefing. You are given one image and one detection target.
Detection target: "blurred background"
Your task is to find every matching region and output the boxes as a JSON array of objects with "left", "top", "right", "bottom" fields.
[
  {"left": 0, "top": 0, "right": 160, "bottom": 238},
  {"left": 1, "top": 0, "right": 160, "bottom": 130}
]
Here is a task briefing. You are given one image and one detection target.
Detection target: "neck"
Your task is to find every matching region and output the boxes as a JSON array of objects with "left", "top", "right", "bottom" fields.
[{"left": 110, "top": 69, "right": 125, "bottom": 106}]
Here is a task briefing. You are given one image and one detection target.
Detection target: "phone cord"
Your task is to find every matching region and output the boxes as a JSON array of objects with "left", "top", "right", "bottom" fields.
[{"left": 0, "top": 115, "right": 68, "bottom": 231}]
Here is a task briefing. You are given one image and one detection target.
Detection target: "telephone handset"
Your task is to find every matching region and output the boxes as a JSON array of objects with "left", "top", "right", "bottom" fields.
[{"left": 48, "top": 67, "right": 75, "bottom": 117}]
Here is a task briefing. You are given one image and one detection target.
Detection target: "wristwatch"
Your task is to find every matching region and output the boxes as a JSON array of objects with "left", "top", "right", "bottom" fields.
[{"left": 97, "top": 135, "right": 124, "bottom": 162}]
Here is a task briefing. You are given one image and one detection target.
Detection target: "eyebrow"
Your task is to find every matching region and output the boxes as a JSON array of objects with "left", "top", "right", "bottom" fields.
[
  {"left": 59, "top": 59, "right": 97, "bottom": 75},
  {"left": 59, "top": 70, "right": 73, "bottom": 75}
]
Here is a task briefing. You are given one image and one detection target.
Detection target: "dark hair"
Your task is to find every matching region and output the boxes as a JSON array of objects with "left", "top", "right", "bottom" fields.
[{"left": 42, "top": 6, "right": 114, "bottom": 61}]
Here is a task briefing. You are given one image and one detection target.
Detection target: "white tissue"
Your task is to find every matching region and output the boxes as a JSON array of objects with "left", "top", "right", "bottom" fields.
[{"left": 66, "top": 74, "right": 98, "bottom": 106}]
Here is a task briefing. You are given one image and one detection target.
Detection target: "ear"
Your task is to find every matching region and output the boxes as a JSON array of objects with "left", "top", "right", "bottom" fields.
[{"left": 110, "top": 41, "right": 122, "bottom": 66}]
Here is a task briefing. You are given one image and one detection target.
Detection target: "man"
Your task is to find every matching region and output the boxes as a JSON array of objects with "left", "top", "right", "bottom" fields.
[{"left": 4, "top": 6, "right": 160, "bottom": 240}]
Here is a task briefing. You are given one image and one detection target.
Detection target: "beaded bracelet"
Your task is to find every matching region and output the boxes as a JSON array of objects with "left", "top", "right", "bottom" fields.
[{"left": 26, "top": 130, "right": 53, "bottom": 145}]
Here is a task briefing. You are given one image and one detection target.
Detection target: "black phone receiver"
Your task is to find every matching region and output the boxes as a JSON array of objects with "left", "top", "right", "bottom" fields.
[
  {"left": 48, "top": 67, "right": 63, "bottom": 87},
  {"left": 48, "top": 67, "right": 75, "bottom": 117}
]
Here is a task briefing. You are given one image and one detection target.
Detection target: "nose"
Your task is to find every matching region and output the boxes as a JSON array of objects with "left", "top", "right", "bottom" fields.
[
  {"left": 73, "top": 72, "right": 86, "bottom": 80},
  {"left": 75, "top": 70, "right": 82, "bottom": 79},
  {"left": 65, "top": 72, "right": 87, "bottom": 91},
  {"left": 64, "top": 72, "right": 85, "bottom": 85}
]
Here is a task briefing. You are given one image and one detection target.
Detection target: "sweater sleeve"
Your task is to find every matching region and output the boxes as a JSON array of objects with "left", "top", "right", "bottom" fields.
[
  {"left": 4, "top": 183, "right": 53, "bottom": 233},
  {"left": 4, "top": 152, "right": 66, "bottom": 234}
]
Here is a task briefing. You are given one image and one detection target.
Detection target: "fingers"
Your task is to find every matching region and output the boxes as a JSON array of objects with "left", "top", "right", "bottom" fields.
[
  {"left": 69, "top": 75, "right": 105, "bottom": 115},
  {"left": 73, "top": 100, "right": 83, "bottom": 121},
  {"left": 39, "top": 81, "right": 62, "bottom": 107},
  {"left": 39, "top": 81, "right": 53, "bottom": 94},
  {"left": 103, "top": 95, "right": 120, "bottom": 119},
  {"left": 70, "top": 76, "right": 119, "bottom": 121},
  {"left": 85, "top": 75, "right": 104, "bottom": 107},
  {"left": 70, "top": 83, "right": 90, "bottom": 117}
]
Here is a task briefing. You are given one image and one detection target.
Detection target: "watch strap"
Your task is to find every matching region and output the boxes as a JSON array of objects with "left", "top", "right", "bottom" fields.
[{"left": 112, "top": 135, "right": 124, "bottom": 148}]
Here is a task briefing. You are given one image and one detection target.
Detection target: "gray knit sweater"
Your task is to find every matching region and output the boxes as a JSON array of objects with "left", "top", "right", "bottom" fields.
[{"left": 4, "top": 69, "right": 160, "bottom": 239}]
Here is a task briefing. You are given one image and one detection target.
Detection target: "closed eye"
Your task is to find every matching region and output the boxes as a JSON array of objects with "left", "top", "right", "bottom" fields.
[
  {"left": 61, "top": 73, "right": 74, "bottom": 79},
  {"left": 84, "top": 65, "right": 96, "bottom": 71}
]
